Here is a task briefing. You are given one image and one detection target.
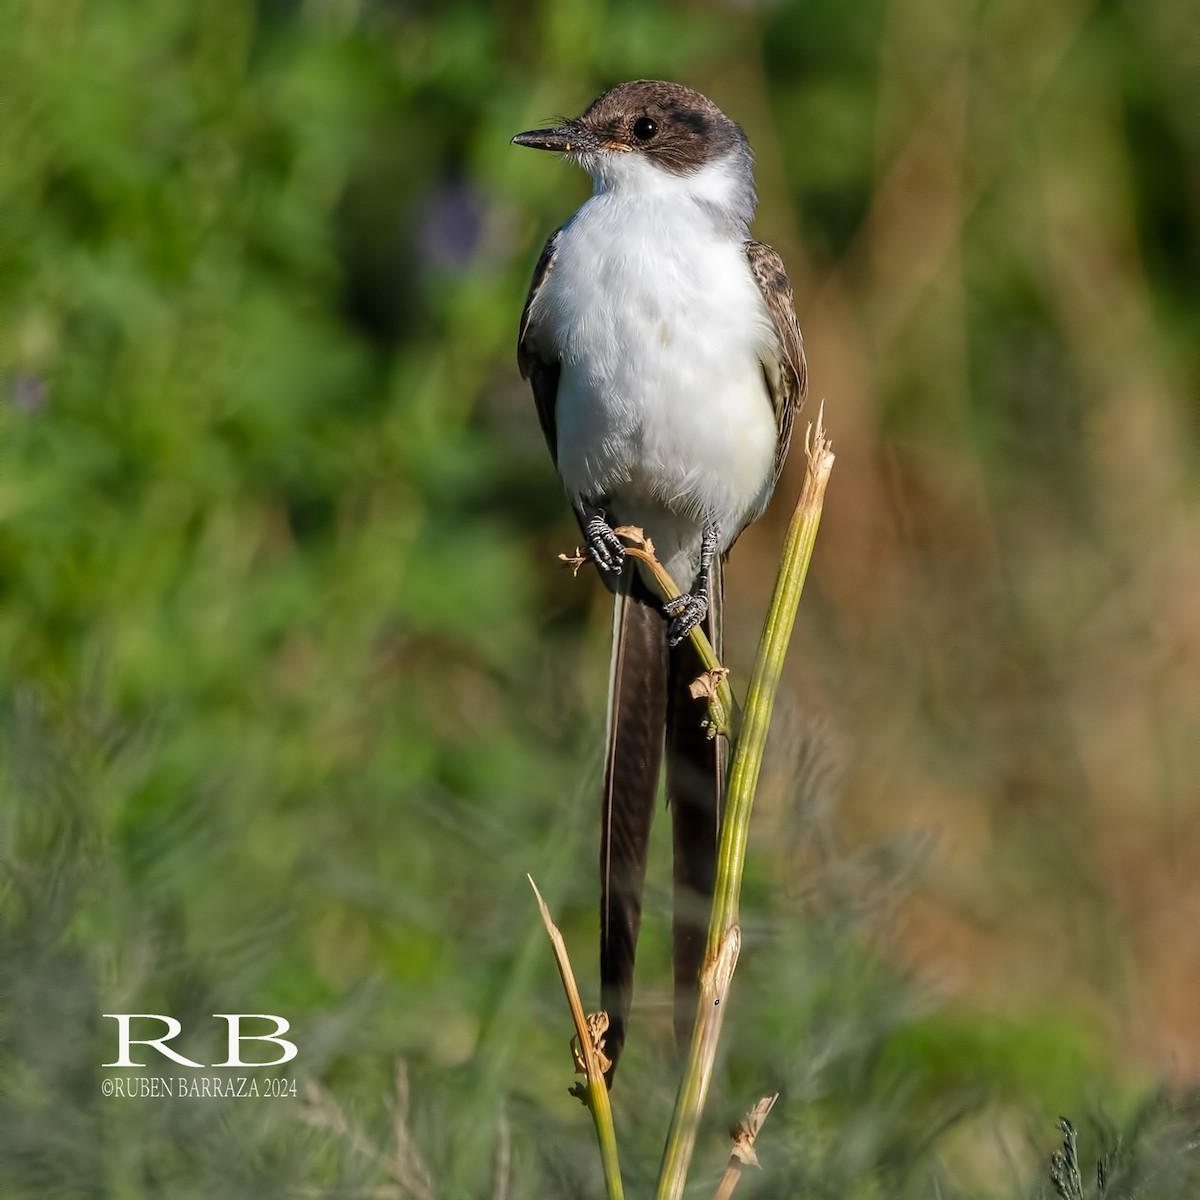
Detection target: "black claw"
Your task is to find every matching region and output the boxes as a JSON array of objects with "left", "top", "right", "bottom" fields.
[
  {"left": 584, "top": 514, "right": 625, "bottom": 573},
  {"left": 665, "top": 592, "right": 708, "bottom": 646}
]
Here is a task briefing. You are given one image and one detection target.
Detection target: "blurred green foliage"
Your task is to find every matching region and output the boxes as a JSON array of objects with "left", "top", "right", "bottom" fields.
[{"left": 1, "top": 0, "right": 1196, "bottom": 1196}]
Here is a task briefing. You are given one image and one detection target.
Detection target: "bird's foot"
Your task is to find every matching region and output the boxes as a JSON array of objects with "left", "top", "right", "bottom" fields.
[
  {"left": 583, "top": 511, "right": 626, "bottom": 573},
  {"left": 663, "top": 590, "right": 708, "bottom": 646}
]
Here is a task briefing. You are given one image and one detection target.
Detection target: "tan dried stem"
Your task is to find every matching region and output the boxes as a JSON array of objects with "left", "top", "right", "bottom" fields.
[
  {"left": 528, "top": 875, "right": 624, "bottom": 1200},
  {"left": 713, "top": 1093, "right": 780, "bottom": 1200},
  {"left": 559, "top": 526, "right": 739, "bottom": 738}
]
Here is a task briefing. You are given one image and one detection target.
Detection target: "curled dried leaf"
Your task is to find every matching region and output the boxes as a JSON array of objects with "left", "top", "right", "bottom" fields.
[
  {"left": 571, "top": 1011, "right": 612, "bottom": 1076},
  {"left": 610, "top": 524, "right": 648, "bottom": 548},
  {"left": 689, "top": 667, "right": 730, "bottom": 701}
]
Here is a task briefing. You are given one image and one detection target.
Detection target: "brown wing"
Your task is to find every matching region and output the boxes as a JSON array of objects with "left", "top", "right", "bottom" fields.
[
  {"left": 745, "top": 240, "right": 807, "bottom": 487},
  {"left": 517, "top": 229, "right": 563, "bottom": 466}
]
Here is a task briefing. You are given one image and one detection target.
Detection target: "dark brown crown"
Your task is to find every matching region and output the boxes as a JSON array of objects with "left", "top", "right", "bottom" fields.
[{"left": 577, "top": 80, "right": 748, "bottom": 176}]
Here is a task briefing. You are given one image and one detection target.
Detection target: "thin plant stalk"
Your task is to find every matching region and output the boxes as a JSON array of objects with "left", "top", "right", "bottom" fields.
[
  {"left": 713, "top": 1093, "right": 780, "bottom": 1200},
  {"left": 656, "top": 409, "right": 835, "bottom": 1200},
  {"left": 562, "top": 530, "right": 740, "bottom": 738},
  {"left": 528, "top": 877, "right": 625, "bottom": 1200}
]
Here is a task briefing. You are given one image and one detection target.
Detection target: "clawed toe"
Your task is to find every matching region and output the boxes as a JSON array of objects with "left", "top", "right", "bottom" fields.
[
  {"left": 662, "top": 594, "right": 688, "bottom": 617},
  {"left": 665, "top": 593, "right": 707, "bottom": 645},
  {"left": 584, "top": 515, "right": 626, "bottom": 573}
]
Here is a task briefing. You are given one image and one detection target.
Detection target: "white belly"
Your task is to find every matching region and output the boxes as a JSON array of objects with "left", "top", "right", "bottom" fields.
[{"left": 539, "top": 192, "right": 779, "bottom": 581}]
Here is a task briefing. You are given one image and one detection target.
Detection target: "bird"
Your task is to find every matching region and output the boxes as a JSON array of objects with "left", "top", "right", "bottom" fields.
[{"left": 513, "top": 80, "right": 806, "bottom": 1082}]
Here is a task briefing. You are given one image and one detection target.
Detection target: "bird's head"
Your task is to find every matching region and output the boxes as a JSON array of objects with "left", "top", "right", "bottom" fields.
[{"left": 512, "top": 80, "right": 755, "bottom": 222}]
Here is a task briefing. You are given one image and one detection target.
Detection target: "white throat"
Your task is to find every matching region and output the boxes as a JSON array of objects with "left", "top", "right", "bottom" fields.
[{"left": 575, "top": 149, "right": 754, "bottom": 230}]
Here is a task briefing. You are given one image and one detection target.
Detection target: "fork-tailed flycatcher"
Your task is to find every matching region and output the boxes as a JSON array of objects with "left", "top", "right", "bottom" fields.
[{"left": 514, "top": 80, "right": 807, "bottom": 1082}]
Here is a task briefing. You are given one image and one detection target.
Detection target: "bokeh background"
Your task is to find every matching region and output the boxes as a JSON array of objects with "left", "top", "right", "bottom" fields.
[{"left": 1, "top": 0, "right": 1196, "bottom": 1196}]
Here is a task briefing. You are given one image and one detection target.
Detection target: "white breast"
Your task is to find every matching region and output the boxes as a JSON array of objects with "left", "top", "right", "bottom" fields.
[{"left": 534, "top": 162, "right": 780, "bottom": 581}]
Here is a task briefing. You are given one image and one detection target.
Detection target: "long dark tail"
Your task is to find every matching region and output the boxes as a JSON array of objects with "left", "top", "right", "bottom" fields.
[
  {"left": 666, "top": 556, "right": 724, "bottom": 1051},
  {"left": 599, "top": 567, "right": 667, "bottom": 1082}
]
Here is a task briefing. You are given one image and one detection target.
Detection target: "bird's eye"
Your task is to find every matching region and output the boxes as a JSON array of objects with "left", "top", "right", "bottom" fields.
[{"left": 632, "top": 117, "right": 658, "bottom": 141}]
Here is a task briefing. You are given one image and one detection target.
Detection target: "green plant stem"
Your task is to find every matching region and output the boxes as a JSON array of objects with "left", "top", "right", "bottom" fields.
[{"left": 656, "top": 411, "right": 835, "bottom": 1200}]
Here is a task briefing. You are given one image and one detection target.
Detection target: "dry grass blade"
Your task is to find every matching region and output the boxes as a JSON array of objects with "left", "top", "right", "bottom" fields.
[
  {"left": 492, "top": 1110, "right": 511, "bottom": 1200},
  {"left": 713, "top": 1094, "right": 780, "bottom": 1200},
  {"left": 527, "top": 875, "right": 624, "bottom": 1200},
  {"left": 299, "top": 1066, "right": 435, "bottom": 1200}
]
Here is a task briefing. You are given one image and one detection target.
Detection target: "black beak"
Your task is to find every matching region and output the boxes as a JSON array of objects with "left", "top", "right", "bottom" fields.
[{"left": 511, "top": 121, "right": 588, "bottom": 153}]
